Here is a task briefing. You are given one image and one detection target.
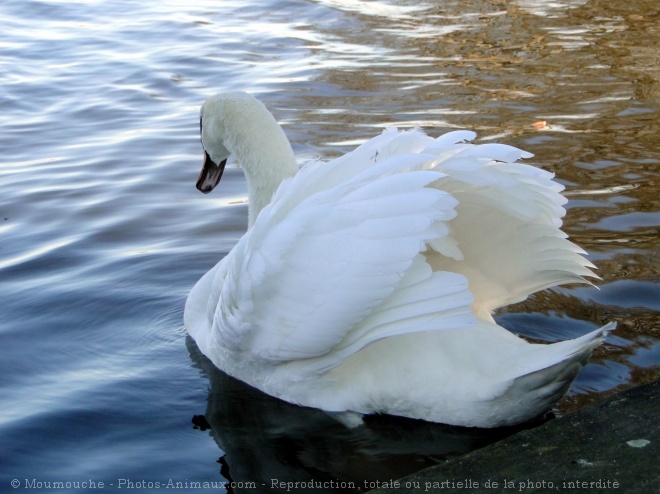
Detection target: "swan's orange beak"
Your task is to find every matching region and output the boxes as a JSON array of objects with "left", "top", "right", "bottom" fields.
[{"left": 196, "top": 151, "right": 227, "bottom": 194}]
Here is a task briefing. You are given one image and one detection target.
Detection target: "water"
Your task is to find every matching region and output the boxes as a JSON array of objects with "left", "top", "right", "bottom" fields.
[{"left": 1, "top": 0, "right": 658, "bottom": 491}]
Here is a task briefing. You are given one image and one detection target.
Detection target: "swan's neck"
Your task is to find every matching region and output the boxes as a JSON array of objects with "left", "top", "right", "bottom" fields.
[
  {"left": 242, "top": 144, "right": 297, "bottom": 228},
  {"left": 230, "top": 105, "right": 298, "bottom": 228}
]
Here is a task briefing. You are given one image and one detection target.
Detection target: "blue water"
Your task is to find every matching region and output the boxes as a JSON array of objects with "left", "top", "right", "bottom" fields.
[{"left": 1, "top": 0, "right": 658, "bottom": 492}]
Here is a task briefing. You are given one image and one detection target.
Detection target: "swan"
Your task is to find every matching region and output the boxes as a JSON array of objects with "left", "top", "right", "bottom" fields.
[{"left": 184, "top": 91, "right": 615, "bottom": 428}]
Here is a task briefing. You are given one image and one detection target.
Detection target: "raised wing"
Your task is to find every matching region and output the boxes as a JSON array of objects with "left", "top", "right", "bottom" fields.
[
  {"left": 210, "top": 130, "right": 476, "bottom": 364},
  {"left": 202, "top": 128, "right": 594, "bottom": 368}
]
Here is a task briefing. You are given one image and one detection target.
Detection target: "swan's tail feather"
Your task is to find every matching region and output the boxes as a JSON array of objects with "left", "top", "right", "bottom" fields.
[{"left": 497, "top": 322, "right": 616, "bottom": 425}]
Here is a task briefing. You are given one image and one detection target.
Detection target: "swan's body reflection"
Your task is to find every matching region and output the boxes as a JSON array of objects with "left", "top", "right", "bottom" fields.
[{"left": 187, "top": 337, "right": 541, "bottom": 492}]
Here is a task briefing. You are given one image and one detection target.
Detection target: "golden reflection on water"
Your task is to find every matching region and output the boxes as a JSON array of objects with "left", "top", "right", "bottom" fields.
[{"left": 292, "top": 0, "right": 660, "bottom": 412}]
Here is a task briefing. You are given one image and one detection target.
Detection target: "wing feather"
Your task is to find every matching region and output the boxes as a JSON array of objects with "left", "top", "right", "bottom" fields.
[{"left": 424, "top": 136, "right": 596, "bottom": 316}]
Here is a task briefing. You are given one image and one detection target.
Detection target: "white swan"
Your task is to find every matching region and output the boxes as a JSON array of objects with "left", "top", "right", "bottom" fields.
[{"left": 185, "top": 91, "right": 614, "bottom": 428}]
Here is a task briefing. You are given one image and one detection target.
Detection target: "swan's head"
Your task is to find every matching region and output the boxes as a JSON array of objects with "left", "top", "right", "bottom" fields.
[
  {"left": 196, "top": 91, "right": 296, "bottom": 195},
  {"left": 196, "top": 93, "right": 241, "bottom": 193},
  {"left": 195, "top": 91, "right": 298, "bottom": 226}
]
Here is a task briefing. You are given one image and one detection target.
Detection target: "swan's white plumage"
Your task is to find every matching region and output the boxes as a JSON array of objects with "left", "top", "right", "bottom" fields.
[{"left": 185, "top": 92, "right": 614, "bottom": 427}]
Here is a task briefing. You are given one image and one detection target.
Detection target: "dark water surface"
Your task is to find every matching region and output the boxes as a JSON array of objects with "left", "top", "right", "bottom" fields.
[{"left": 1, "top": 0, "right": 658, "bottom": 492}]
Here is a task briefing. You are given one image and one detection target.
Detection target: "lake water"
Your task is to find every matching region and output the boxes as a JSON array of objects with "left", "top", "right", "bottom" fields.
[{"left": 1, "top": 0, "right": 658, "bottom": 492}]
